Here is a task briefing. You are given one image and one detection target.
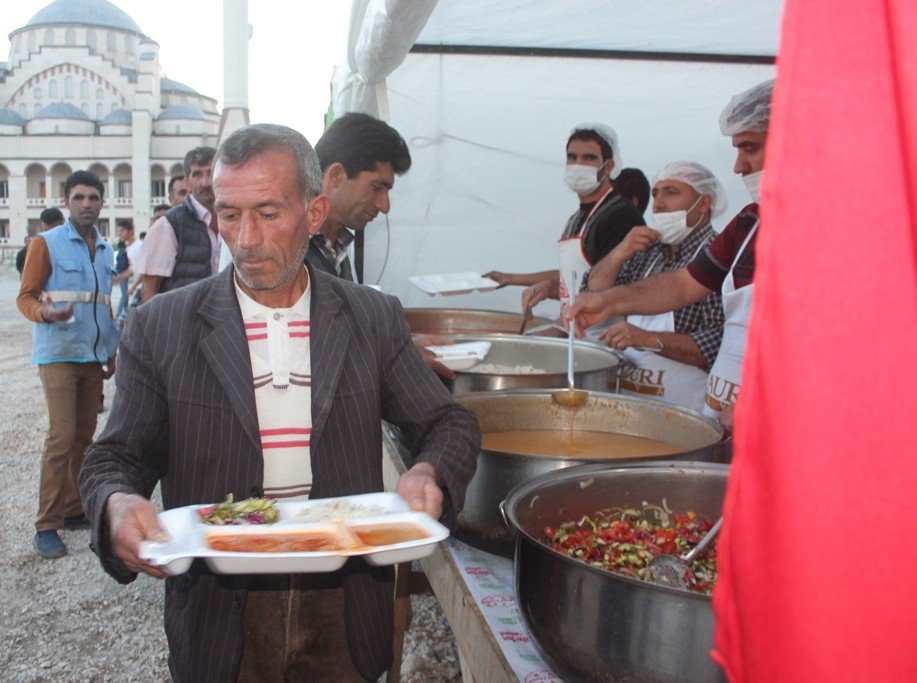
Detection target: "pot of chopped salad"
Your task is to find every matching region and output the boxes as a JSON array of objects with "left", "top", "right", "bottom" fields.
[{"left": 503, "top": 461, "right": 729, "bottom": 683}]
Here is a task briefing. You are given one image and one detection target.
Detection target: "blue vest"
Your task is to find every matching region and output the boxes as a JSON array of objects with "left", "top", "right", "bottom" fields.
[{"left": 32, "top": 220, "right": 121, "bottom": 365}]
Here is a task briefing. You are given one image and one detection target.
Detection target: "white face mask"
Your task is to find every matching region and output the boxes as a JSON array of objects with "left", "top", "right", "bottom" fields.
[
  {"left": 652, "top": 196, "right": 703, "bottom": 245},
  {"left": 742, "top": 170, "right": 763, "bottom": 203},
  {"left": 564, "top": 164, "right": 602, "bottom": 196}
]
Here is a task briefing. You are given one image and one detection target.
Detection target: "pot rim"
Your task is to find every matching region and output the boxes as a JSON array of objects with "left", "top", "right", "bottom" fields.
[
  {"left": 503, "top": 460, "right": 731, "bottom": 600},
  {"left": 458, "top": 388, "right": 726, "bottom": 440}
]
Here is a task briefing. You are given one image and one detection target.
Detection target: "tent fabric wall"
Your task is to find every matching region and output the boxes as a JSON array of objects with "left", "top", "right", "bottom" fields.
[
  {"left": 332, "top": 0, "right": 437, "bottom": 117},
  {"left": 362, "top": 52, "right": 773, "bottom": 317},
  {"left": 416, "top": 0, "right": 781, "bottom": 56}
]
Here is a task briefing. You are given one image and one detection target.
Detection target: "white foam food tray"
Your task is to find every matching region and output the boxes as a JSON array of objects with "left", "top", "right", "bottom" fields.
[
  {"left": 408, "top": 272, "right": 499, "bottom": 296},
  {"left": 425, "top": 341, "right": 491, "bottom": 370},
  {"left": 139, "top": 492, "right": 449, "bottom": 576}
]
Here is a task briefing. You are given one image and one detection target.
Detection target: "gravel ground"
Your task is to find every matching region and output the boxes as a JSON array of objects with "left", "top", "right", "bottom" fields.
[{"left": 0, "top": 263, "right": 461, "bottom": 682}]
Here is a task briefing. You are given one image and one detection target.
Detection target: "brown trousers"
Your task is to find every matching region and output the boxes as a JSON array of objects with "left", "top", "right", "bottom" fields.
[
  {"left": 36, "top": 362, "right": 103, "bottom": 531},
  {"left": 237, "top": 573, "right": 370, "bottom": 682}
]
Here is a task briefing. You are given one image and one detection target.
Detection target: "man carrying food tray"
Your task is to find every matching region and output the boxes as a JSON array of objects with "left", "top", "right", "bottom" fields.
[{"left": 79, "top": 123, "right": 480, "bottom": 682}]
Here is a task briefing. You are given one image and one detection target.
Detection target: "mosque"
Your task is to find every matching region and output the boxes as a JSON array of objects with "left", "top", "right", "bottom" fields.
[{"left": 0, "top": 0, "right": 248, "bottom": 245}]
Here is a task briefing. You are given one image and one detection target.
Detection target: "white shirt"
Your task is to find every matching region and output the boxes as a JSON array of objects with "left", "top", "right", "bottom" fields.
[{"left": 234, "top": 272, "right": 314, "bottom": 501}]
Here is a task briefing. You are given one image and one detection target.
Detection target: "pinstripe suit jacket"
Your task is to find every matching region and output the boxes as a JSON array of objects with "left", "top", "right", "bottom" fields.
[{"left": 79, "top": 265, "right": 480, "bottom": 682}]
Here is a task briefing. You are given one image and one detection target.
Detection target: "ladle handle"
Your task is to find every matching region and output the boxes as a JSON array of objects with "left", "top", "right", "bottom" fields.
[
  {"left": 566, "top": 292, "right": 576, "bottom": 388},
  {"left": 683, "top": 516, "right": 723, "bottom": 563}
]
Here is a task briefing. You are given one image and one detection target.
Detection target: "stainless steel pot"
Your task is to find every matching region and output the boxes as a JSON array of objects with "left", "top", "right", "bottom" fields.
[
  {"left": 454, "top": 390, "right": 727, "bottom": 557},
  {"left": 503, "top": 462, "right": 729, "bottom": 683},
  {"left": 444, "top": 334, "right": 629, "bottom": 396},
  {"left": 404, "top": 308, "right": 550, "bottom": 336}
]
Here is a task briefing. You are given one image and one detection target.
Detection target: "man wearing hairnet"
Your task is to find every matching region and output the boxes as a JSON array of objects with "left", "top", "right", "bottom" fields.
[
  {"left": 484, "top": 124, "right": 644, "bottom": 293},
  {"left": 569, "top": 80, "right": 773, "bottom": 425},
  {"left": 581, "top": 162, "right": 727, "bottom": 412}
]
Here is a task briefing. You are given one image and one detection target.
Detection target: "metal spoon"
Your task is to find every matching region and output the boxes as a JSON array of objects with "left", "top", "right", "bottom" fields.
[
  {"left": 649, "top": 517, "right": 723, "bottom": 590},
  {"left": 552, "top": 320, "right": 588, "bottom": 409},
  {"left": 518, "top": 306, "right": 532, "bottom": 335}
]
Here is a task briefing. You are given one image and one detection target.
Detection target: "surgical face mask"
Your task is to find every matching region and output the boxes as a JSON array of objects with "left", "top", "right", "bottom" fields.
[
  {"left": 742, "top": 170, "right": 763, "bottom": 203},
  {"left": 564, "top": 164, "right": 602, "bottom": 195},
  {"left": 652, "top": 196, "right": 703, "bottom": 245}
]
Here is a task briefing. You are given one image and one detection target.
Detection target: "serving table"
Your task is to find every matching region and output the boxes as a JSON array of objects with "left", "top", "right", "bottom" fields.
[{"left": 382, "top": 430, "right": 562, "bottom": 683}]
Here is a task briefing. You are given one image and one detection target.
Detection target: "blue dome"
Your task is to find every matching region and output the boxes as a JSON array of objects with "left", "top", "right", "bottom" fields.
[
  {"left": 161, "top": 78, "right": 199, "bottom": 95},
  {"left": 35, "top": 102, "right": 90, "bottom": 120},
  {"left": 25, "top": 0, "right": 145, "bottom": 36},
  {"left": 0, "top": 109, "right": 27, "bottom": 126},
  {"left": 101, "top": 108, "right": 131, "bottom": 125},
  {"left": 156, "top": 104, "right": 206, "bottom": 121}
]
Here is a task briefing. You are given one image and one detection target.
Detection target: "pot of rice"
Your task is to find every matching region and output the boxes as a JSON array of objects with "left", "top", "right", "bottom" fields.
[{"left": 441, "top": 334, "right": 629, "bottom": 396}]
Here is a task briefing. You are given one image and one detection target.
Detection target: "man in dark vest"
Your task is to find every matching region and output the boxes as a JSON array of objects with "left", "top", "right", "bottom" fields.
[{"left": 140, "top": 146, "right": 220, "bottom": 302}]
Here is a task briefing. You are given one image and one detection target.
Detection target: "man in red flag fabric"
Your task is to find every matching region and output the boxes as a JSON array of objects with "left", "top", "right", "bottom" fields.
[{"left": 712, "top": 1, "right": 917, "bottom": 681}]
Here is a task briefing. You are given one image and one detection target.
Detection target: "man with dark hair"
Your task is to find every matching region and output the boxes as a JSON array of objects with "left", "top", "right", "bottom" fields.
[
  {"left": 111, "top": 219, "right": 137, "bottom": 319},
  {"left": 39, "top": 207, "right": 65, "bottom": 231},
  {"left": 140, "top": 146, "right": 220, "bottom": 301},
  {"left": 310, "top": 114, "right": 459, "bottom": 378},
  {"left": 17, "top": 169, "right": 120, "bottom": 559},
  {"left": 308, "top": 112, "right": 412, "bottom": 281},
  {"left": 615, "top": 167, "right": 651, "bottom": 216},
  {"left": 484, "top": 123, "right": 644, "bottom": 301},
  {"left": 167, "top": 175, "right": 189, "bottom": 206},
  {"left": 16, "top": 209, "right": 65, "bottom": 275},
  {"left": 80, "top": 123, "right": 478, "bottom": 682},
  {"left": 152, "top": 203, "right": 170, "bottom": 220}
]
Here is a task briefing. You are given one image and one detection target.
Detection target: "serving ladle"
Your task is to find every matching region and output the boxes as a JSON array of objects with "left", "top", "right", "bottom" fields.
[
  {"left": 552, "top": 307, "right": 588, "bottom": 409},
  {"left": 649, "top": 517, "right": 723, "bottom": 590}
]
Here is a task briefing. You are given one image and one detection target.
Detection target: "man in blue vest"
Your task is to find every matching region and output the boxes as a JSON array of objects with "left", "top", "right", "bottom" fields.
[{"left": 17, "top": 170, "right": 120, "bottom": 559}]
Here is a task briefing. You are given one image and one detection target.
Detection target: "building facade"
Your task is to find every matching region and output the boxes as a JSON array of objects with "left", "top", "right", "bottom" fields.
[{"left": 0, "top": 0, "right": 220, "bottom": 245}]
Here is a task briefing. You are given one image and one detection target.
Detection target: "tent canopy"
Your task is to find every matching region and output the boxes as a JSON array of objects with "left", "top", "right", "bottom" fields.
[{"left": 333, "top": 0, "right": 781, "bottom": 316}]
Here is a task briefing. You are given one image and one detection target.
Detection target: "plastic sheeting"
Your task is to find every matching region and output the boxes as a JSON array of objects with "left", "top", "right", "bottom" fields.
[
  {"left": 712, "top": 0, "right": 917, "bottom": 680},
  {"left": 416, "top": 0, "right": 780, "bottom": 56},
  {"left": 361, "top": 53, "right": 773, "bottom": 317},
  {"left": 332, "top": 0, "right": 437, "bottom": 117}
]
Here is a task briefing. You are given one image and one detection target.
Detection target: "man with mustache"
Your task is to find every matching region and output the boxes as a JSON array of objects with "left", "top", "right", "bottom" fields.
[{"left": 140, "top": 146, "right": 222, "bottom": 301}]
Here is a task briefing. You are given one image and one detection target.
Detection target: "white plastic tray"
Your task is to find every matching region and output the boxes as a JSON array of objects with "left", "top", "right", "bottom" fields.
[
  {"left": 139, "top": 493, "right": 449, "bottom": 576},
  {"left": 425, "top": 341, "right": 492, "bottom": 370},
  {"left": 408, "top": 272, "right": 499, "bottom": 296}
]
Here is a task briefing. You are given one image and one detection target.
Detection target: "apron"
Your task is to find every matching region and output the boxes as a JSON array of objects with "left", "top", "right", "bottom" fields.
[
  {"left": 702, "top": 222, "right": 758, "bottom": 418},
  {"left": 558, "top": 188, "right": 618, "bottom": 339},
  {"left": 620, "top": 243, "right": 709, "bottom": 412}
]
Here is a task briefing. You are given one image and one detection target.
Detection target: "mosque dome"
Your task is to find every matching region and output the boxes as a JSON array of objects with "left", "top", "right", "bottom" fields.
[
  {"left": 160, "top": 78, "right": 200, "bottom": 96},
  {"left": 156, "top": 104, "right": 206, "bottom": 121},
  {"left": 0, "top": 109, "right": 28, "bottom": 126},
  {"left": 35, "top": 102, "right": 91, "bottom": 120},
  {"left": 24, "top": 0, "right": 145, "bottom": 37},
  {"left": 100, "top": 108, "right": 131, "bottom": 125}
]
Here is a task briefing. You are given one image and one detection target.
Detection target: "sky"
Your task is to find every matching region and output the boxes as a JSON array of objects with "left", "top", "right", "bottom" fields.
[{"left": 1, "top": 0, "right": 353, "bottom": 144}]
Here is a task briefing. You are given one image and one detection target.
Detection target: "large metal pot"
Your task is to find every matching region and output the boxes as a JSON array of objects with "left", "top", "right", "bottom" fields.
[
  {"left": 454, "top": 390, "right": 727, "bottom": 557},
  {"left": 503, "top": 462, "right": 729, "bottom": 683},
  {"left": 444, "top": 334, "right": 628, "bottom": 396},
  {"left": 404, "top": 307, "right": 550, "bottom": 336}
]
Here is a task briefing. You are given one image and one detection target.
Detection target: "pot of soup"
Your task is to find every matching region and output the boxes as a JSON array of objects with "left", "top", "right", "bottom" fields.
[
  {"left": 453, "top": 390, "right": 727, "bottom": 557},
  {"left": 443, "top": 334, "right": 630, "bottom": 396},
  {"left": 503, "top": 462, "right": 729, "bottom": 683},
  {"left": 404, "top": 308, "right": 551, "bottom": 336}
]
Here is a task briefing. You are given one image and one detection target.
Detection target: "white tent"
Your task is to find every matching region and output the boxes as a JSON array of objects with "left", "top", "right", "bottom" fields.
[{"left": 331, "top": 0, "right": 781, "bottom": 319}]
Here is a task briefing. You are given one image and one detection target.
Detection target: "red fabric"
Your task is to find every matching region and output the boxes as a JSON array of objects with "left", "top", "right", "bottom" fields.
[{"left": 712, "top": 1, "right": 917, "bottom": 681}]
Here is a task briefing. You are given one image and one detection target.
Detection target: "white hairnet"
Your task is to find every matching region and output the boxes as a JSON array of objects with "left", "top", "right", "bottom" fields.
[
  {"left": 570, "top": 123, "right": 623, "bottom": 179},
  {"left": 719, "top": 79, "right": 775, "bottom": 136},
  {"left": 652, "top": 161, "right": 728, "bottom": 217}
]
